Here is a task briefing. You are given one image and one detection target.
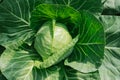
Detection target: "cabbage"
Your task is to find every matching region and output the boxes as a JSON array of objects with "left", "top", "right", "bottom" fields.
[{"left": 34, "top": 21, "right": 72, "bottom": 60}]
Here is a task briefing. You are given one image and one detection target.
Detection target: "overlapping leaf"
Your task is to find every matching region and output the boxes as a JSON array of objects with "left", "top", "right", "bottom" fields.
[
  {"left": 50, "top": 0, "right": 102, "bottom": 13},
  {"left": 32, "top": 67, "right": 64, "bottom": 80},
  {"left": 0, "top": 0, "right": 47, "bottom": 48},
  {"left": 0, "top": 48, "right": 36, "bottom": 80},
  {"left": 65, "top": 11, "right": 105, "bottom": 73},
  {"left": 64, "top": 66, "right": 100, "bottom": 80},
  {"left": 0, "top": 47, "right": 63, "bottom": 80},
  {"left": 30, "top": 4, "right": 81, "bottom": 35},
  {"left": 34, "top": 35, "right": 79, "bottom": 69},
  {"left": 99, "top": 16, "right": 120, "bottom": 80},
  {"left": 102, "top": 0, "right": 120, "bottom": 15}
]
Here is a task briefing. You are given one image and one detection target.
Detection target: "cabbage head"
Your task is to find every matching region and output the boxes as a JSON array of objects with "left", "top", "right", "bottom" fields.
[{"left": 34, "top": 21, "right": 72, "bottom": 60}]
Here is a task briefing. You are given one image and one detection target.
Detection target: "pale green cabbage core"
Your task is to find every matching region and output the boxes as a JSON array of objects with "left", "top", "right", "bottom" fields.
[{"left": 34, "top": 22, "right": 72, "bottom": 60}]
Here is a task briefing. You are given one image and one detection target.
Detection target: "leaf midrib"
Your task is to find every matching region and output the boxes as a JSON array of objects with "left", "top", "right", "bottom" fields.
[
  {"left": 77, "top": 43, "right": 104, "bottom": 45},
  {"left": 105, "top": 46, "right": 120, "bottom": 50}
]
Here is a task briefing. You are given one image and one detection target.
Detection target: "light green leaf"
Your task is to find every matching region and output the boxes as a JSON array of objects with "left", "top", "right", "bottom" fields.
[
  {"left": 102, "top": 0, "right": 120, "bottom": 15},
  {"left": 34, "top": 21, "right": 72, "bottom": 60},
  {"left": 103, "top": 0, "right": 120, "bottom": 11},
  {"left": 65, "top": 11, "right": 105, "bottom": 73},
  {"left": 0, "top": 47, "right": 63, "bottom": 80},
  {"left": 0, "top": 0, "right": 47, "bottom": 48},
  {"left": 99, "top": 16, "right": 120, "bottom": 80},
  {"left": 0, "top": 48, "right": 36, "bottom": 80}
]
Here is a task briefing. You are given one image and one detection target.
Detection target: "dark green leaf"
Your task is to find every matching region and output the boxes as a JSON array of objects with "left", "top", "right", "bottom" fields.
[
  {"left": 30, "top": 4, "right": 81, "bottom": 37},
  {"left": 50, "top": 0, "right": 102, "bottom": 13},
  {"left": 0, "top": 71, "right": 7, "bottom": 80},
  {"left": 63, "top": 66, "right": 100, "bottom": 80},
  {"left": 0, "top": 45, "right": 5, "bottom": 56},
  {"left": 65, "top": 11, "right": 105, "bottom": 73},
  {"left": 0, "top": 0, "right": 47, "bottom": 48},
  {"left": 32, "top": 66, "right": 64, "bottom": 80}
]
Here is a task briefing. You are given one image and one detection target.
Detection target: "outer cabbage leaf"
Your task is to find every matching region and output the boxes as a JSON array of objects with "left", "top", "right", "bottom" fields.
[
  {"left": 65, "top": 11, "right": 105, "bottom": 73},
  {"left": 30, "top": 4, "right": 82, "bottom": 36},
  {"left": 50, "top": 0, "right": 102, "bottom": 13},
  {"left": 0, "top": 0, "right": 47, "bottom": 48},
  {"left": 63, "top": 66, "right": 100, "bottom": 80},
  {"left": 102, "top": 0, "right": 120, "bottom": 15},
  {"left": 0, "top": 47, "right": 64, "bottom": 80},
  {"left": 99, "top": 16, "right": 120, "bottom": 80},
  {"left": 32, "top": 67, "right": 64, "bottom": 80},
  {"left": 0, "top": 48, "right": 36, "bottom": 80}
]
